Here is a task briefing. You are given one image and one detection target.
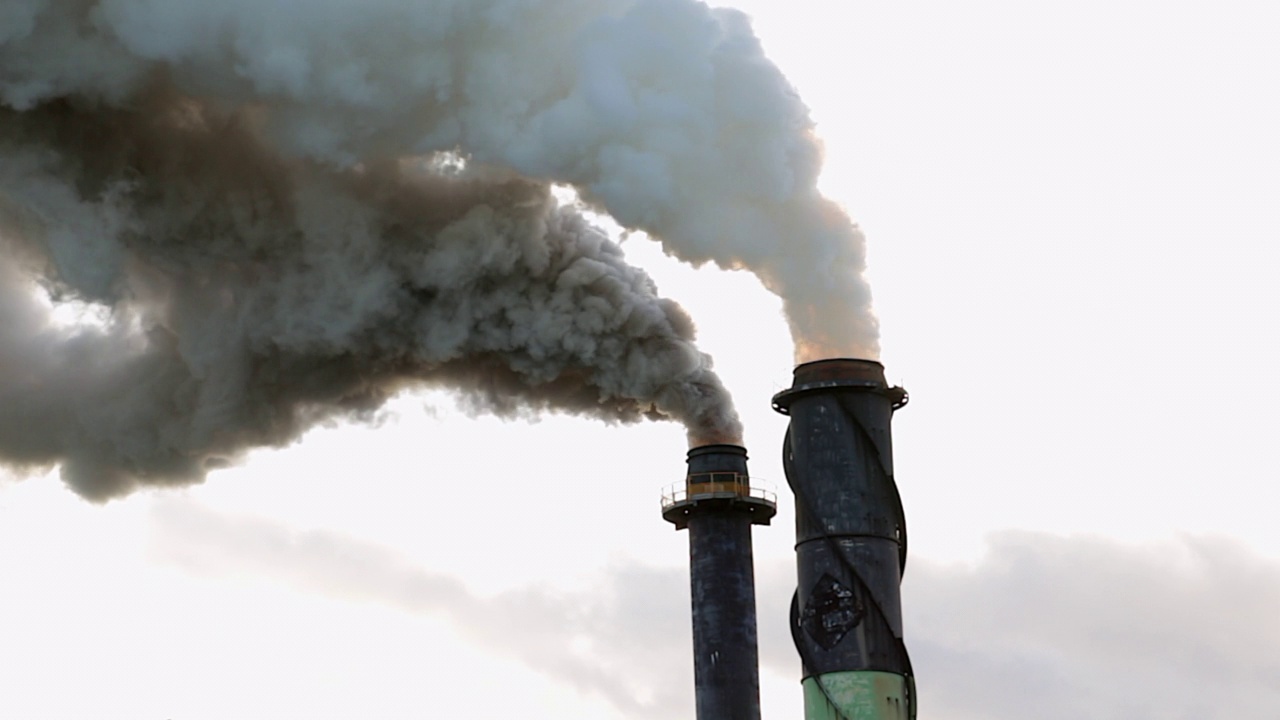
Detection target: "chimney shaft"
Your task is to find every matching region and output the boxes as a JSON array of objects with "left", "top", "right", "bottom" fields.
[
  {"left": 773, "top": 359, "right": 914, "bottom": 720},
  {"left": 662, "top": 444, "right": 776, "bottom": 720}
]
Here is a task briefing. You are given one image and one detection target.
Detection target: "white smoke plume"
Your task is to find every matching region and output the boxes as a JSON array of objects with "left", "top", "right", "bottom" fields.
[{"left": 0, "top": 0, "right": 879, "bottom": 498}]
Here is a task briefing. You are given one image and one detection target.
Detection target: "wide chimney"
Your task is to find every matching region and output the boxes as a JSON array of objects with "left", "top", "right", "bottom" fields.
[
  {"left": 662, "top": 444, "right": 776, "bottom": 720},
  {"left": 773, "top": 359, "right": 915, "bottom": 720}
]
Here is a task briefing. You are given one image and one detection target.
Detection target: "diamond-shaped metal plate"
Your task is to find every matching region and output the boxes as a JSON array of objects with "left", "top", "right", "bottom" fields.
[{"left": 800, "top": 573, "right": 865, "bottom": 650}]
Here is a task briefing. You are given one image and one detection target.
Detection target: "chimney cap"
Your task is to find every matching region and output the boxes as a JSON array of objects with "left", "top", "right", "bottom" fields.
[
  {"left": 686, "top": 443, "right": 748, "bottom": 461},
  {"left": 772, "top": 358, "right": 907, "bottom": 414}
]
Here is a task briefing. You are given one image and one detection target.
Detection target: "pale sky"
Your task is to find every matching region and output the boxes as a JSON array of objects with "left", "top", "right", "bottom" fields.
[{"left": 3, "top": 2, "right": 1279, "bottom": 719}]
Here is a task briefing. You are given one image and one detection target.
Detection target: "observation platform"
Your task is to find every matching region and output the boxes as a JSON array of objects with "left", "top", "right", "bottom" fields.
[{"left": 660, "top": 472, "right": 778, "bottom": 530}]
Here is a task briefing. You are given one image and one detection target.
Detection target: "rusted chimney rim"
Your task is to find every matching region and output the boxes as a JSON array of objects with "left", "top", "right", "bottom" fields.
[
  {"left": 771, "top": 358, "right": 907, "bottom": 414},
  {"left": 686, "top": 443, "right": 748, "bottom": 461}
]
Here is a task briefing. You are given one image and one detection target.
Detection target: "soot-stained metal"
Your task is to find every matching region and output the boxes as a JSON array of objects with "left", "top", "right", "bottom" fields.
[
  {"left": 773, "top": 359, "right": 915, "bottom": 719},
  {"left": 662, "top": 444, "right": 776, "bottom": 720}
]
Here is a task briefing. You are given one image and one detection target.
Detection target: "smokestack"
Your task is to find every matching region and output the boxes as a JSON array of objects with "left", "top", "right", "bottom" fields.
[
  {"left": 773, "top": 359, "right": 914, "bottom": 720},
  {"left": 661, "top": 444, "right": 776, "bottom": 720}
]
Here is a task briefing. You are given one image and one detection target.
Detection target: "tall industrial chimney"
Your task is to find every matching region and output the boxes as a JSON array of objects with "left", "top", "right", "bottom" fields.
[
  {"left": 773, "top": 359, "right": 915, "bottom": 720},
  {"left": 662, "top": 444, "right": 777, "bottom": 720}
]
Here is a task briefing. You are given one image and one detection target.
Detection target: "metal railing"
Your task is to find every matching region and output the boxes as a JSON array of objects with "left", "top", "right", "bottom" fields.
[{"left": 660, "top": 473, "right": 777, "bottom": 510}]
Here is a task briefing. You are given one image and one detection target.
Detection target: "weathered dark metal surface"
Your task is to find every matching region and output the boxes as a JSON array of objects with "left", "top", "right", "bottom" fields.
[
  {"left": 687, "top": 443, "right": 750, "bottom": 476},
  {"left": 774, "top": 360, "right": 913, "bottom": 682},
  {"left": 666, "top": 444, "right": 764, "bottom": 720},
  {"left": 689, "top": 510, "right": 761, "bottom": 720}
]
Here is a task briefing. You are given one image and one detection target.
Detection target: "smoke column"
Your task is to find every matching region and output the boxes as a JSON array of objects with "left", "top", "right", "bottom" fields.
[{"left": 0, "top": 0, "right": 880, "bottom": 498}]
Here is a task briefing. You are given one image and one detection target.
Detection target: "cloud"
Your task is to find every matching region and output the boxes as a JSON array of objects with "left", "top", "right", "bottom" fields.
[
  {"left": 151, "top": 502, "right": 1280, "bottom": 720},
  {"left": 898, "top": 532, "right": 1280, "bottom": 720},
  {"left": 149, "top": 498, "right": 696, "bottom": 717}
]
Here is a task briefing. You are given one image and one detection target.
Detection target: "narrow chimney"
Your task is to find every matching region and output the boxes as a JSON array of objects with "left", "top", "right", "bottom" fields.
[
  {"left": 662, "top": 444, "right": 776, "bottom": 720},
  {"left": 773, "top": 359, "right": 915, "bottom": 720}
]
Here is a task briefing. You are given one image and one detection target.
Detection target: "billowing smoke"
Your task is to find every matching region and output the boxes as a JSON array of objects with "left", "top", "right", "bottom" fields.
[{"left": 0, "top": 0, "right": 879, "bottom": 498}]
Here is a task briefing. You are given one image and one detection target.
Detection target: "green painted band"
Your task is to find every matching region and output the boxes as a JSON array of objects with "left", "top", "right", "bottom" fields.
[{"left": 802, "top": 671, "right": 910, "bottom": 720}]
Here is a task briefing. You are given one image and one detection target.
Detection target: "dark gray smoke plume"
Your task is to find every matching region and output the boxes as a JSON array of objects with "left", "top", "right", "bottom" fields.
[
  {"left": 1, "top": 0, "right": 879, "bottom": 498},
  {"left": 0, "top": 96, "right": 739, "bottom": 498}
]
